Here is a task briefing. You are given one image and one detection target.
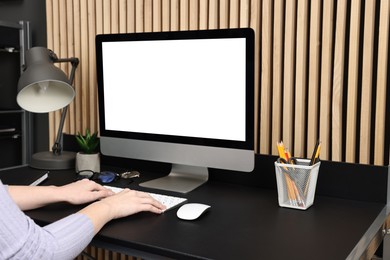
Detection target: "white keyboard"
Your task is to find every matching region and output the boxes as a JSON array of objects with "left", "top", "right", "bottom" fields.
[{"left": 104, "top": 185, "right": 187, "bottom": 212}]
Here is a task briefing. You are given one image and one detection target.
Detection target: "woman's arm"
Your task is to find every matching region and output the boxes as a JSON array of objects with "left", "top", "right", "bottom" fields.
[
  {"left": 78, "top": 188, "right": 165, "bottom": 233},
  {"left": 7, "top": 179, "right": 113, "bottom": 210},
  {"left": 1, "top": 180, "right": 165, "bottom": 259},
  {"left": 8, "top": 178, "right": 166, "bottom": 233}
]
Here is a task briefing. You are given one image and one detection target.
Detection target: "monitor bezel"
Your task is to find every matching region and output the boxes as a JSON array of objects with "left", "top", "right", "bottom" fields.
[{"left": 96, "top": 28, "right": 254, "bottom": 151}]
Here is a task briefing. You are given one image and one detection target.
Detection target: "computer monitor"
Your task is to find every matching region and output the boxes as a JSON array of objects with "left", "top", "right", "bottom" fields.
[{"left": 96, "top": 28, "right": 255, "bottom": 193}]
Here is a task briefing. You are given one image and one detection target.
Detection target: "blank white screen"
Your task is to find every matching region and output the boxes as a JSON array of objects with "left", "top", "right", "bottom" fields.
[{"left": 102, "top": 38, "right": 246, "bottom": 141}]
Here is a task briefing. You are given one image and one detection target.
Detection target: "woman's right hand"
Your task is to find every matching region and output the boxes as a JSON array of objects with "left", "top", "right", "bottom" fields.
[
  {"left": 100, "top": 189, "right": 166, "bottom": 219},
  {"left": 78, "top": 188, "right": 166, "bottom": 234}
]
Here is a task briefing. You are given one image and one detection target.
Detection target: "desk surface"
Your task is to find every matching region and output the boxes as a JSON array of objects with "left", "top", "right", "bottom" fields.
[{"left": 12, "top": 162, "right": 385, "bottom": 260}]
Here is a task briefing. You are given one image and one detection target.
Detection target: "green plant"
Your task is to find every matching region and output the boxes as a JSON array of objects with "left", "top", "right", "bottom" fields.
[{"left": 75, "top": 129, "right": 99, "bottom": 154}]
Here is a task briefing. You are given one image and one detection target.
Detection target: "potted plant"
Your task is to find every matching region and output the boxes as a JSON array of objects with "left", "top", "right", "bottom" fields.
[{"left": 75, "top": 129, "right": 100, "bottom": 173}]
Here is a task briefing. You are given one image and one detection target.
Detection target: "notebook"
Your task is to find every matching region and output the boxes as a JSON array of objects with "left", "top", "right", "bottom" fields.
[{"left": 0, "top": 166, "right": 49, "bottom": 186}]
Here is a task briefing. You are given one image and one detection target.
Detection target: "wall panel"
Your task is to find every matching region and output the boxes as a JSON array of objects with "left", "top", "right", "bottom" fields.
[
  {"left": 346, "top": 0, "right": 362, "bottom": 163},
  {"left": 319, "top": 0, "right": 334, "bottom": 160},
  {"left": 374, "top": 0, "right": 389, "bottom": 165},
  {"left": 260, "top": 0, "right": 272, "bottom": 154},
  {"left": 282, "top": 0, "right": 296, "bottom": 152},
  {"left": 294, "top": 0, "right": 309, "bottom": 157},
  {"left": 306, "top": 0, "right": 322, "bottom": 157},
  {"left": 331, "top": 0, "right": 347, "bottom": 161},
  {"left": 46, "top": 0, "right": 389, "bottom": 172},
  {"left": 360, "top": 0, "right": 376, "bottom": 164},
  {"left": 271, "top": 0, "right": 284, "bottom": 155}
]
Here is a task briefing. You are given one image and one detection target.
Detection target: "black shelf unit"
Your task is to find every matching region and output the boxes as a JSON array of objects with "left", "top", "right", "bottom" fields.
[{"left": 0, "top": 21, "right": 32, "bottom": 168}]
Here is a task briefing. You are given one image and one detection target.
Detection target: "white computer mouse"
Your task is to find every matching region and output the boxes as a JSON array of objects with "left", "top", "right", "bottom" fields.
[{"left": 176, "top": 203, "right": 211, "bottom": 220}]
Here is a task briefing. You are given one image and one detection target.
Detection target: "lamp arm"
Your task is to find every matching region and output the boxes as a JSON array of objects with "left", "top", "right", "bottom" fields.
[
  {"left": 54, "top": 57, "right": 79, "bottom": 85},
  {"left": 51, "top": 57, "right": 79, "bottom": 155}
]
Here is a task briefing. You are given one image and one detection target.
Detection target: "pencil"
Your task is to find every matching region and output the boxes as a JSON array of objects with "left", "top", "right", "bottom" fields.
[
  {"left": 277, "top": 141, "right": 287, "bottom": 160},
  {"left": 310, "top": 140, "right": 321, "bottom": 165},
  {"left": 313, "top": 143, "right": 321, "bottom": 164}
]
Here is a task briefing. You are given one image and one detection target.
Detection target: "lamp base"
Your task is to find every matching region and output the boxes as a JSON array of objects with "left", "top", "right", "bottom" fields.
[{"left": 30, "top": 151, "right": 76, "bottom": 170}]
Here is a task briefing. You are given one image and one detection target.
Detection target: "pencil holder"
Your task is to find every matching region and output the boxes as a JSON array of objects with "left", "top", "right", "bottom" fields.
[{"left": 274, "top": 159, "right": 320, "bottom": 210}]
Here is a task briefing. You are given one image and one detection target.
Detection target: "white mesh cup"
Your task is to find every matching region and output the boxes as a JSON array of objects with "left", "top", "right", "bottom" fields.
[{"left": 274, "top": 159, "right": 320, "bottom": 210}]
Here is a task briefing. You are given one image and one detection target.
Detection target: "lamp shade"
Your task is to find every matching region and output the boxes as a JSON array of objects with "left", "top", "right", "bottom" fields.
[{"left": 17, "top": 47, "right": 75, "bottom": 113}]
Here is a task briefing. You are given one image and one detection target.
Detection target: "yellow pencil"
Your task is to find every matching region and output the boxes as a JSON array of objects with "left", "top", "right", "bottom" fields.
[{"left": 277, "top": 141, "right": 287, "bottom": 160}]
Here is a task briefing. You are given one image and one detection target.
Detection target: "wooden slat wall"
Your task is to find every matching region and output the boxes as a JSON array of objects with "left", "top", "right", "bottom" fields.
[
  {"left": 375, "top": 0, "right": 390, "bottom": 165},
  {"left": 46, "top": 0, "right": 389, "bottom": 170},
  {"left": 307, "top": 0, "right": 322, "bottom": 160},
  {"left": 346, "top": 0, "right": 362, "bottom": 164}
]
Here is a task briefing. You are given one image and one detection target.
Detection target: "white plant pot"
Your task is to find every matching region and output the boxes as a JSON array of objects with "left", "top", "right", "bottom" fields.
[{"left": 75, "top": 152, "right": 100, "bottom": 173}]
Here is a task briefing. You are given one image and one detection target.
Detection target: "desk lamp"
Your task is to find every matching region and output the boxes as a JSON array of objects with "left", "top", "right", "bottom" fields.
[{"left": 17, "top": 46, "right": 79, "bottom": 170}]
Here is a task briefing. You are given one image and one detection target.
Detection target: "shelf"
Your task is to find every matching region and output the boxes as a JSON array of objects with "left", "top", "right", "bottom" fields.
[
  {"left": 0, "top": 20, "right": 23, "bottom": 29},
  {"left": 0, "top": 110, "right": 24, "bottom": 114},
  {"left": 0, "top": 24, "right": 20, "bottom": 50},
  {"left": 0, "top": 47, "right": 19, "bottom": 53},
  {"left": 0, "top": 20, "right": 31, "bottom": 168},
  {"left": 0, "top": 132, "right": 21, "bottom": 140},
  {"left": 0, "top": 127, "right": 16, "bottom": 133}
]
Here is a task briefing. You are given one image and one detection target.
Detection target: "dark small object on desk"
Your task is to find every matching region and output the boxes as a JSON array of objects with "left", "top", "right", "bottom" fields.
[
  {"left": 120, "top": 171, "right": 140, "bottom": 179},
  {"left": 76, "top": 170, "right": 140, "bottom": 185},
  {"left": 0, "top": 168, "right": 49, "bottom": 186}
]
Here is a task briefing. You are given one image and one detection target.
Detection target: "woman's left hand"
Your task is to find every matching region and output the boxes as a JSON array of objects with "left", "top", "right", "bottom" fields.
[{"left": 58, "top": 179, "right": 114, "bottom": 205}]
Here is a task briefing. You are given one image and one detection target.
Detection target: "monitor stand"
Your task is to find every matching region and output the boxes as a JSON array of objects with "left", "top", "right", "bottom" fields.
[{"left": 139, "top": 164, "right": 209, "bottom": 194}]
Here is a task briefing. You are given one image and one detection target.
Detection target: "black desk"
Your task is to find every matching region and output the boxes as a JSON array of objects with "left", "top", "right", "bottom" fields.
[{"left": 2, "top": 155, "right": 389, "bottom": 259}]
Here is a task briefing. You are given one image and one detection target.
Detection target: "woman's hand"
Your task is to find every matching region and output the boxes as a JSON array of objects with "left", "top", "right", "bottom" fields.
[
  {"left": 8, "top": 179, "right": 113, "bottom": 210},
  {"left": 58, "top": 179, "right": 114, "bottom": 205},
  {"left": 100, "top": 189, "right": 166, "bottom": 219},
  {"left": 78, "top": 188, "right": 166, "bottom": 233}
]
